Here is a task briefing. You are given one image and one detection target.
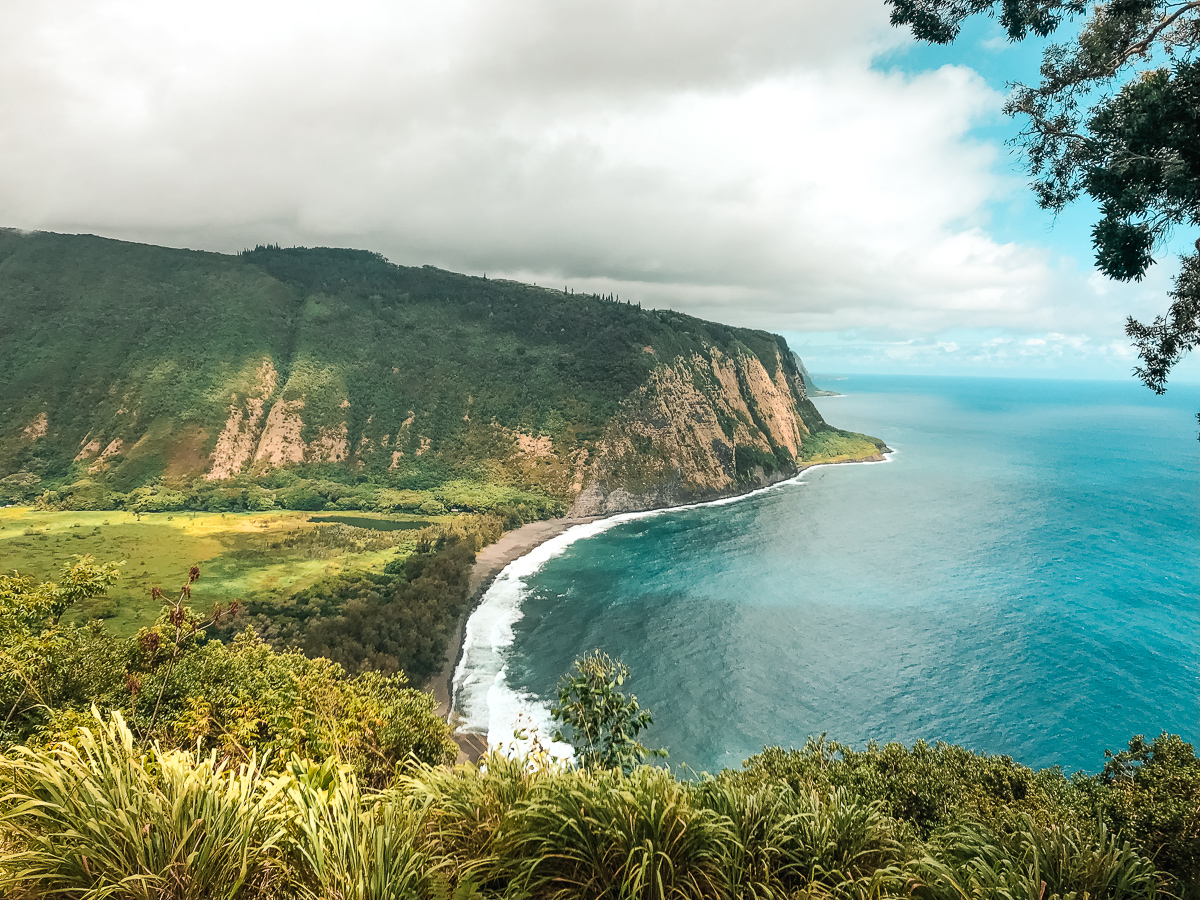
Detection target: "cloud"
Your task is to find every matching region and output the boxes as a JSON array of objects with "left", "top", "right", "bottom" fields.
[{"left": 0, "top": 0, "right": 1177, "bottom": 360}]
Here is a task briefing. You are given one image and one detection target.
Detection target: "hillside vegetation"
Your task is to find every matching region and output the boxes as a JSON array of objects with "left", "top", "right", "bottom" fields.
[
  {"left": 2, "top": 563, "right": 1196, "bottom": 899},
  {"left": 0, "top": 229, "right": 883, "bottom": 519}
]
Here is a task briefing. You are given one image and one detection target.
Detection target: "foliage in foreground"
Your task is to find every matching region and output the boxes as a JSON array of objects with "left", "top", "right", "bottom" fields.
[
  {"left": 3, "top": 570, "right": 1196, "bottom": 898},
  {"left": 1, "top": 557, "right": 457, "bottom": 785},
  {"left": 550, "top": 650, "right": 666, "bottom": 774},
  {"left": 887, "top": 0, "right": 1200, "bottom": 401},
  {"left": 1, "top": 713, "right": 1190, "bottom": 900}
]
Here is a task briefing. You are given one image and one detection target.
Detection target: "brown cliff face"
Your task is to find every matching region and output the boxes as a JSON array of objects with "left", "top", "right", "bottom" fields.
[{"left": 569, "top": 346, "right": 828, "bottom": 516}]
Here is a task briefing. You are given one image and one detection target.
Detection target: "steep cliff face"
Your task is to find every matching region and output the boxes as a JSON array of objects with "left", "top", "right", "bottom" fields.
[
  {"left": 0, "top": 231, "right": 884, "bottom": 515},
  {"left": 569, "top": 347, "right": 828, "bottom": 516}
]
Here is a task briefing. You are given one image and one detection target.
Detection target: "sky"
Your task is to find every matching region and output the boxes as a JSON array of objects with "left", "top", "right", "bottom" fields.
[{"left": 2, "top": 0, "right": 1197, "bottom": 383}]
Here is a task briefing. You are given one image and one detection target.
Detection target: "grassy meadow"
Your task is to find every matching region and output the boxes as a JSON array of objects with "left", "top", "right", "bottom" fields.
[{"left": 0, "top": 507, "right": 437, "bottom": 634}]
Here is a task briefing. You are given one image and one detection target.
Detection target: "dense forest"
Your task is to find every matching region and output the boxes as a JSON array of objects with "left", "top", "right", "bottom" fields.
[{"left": 215, "top": 523, "right": 492, "bottom": 683}]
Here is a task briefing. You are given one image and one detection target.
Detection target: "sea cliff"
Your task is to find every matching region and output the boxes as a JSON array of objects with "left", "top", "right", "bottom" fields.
[
  {"left": 571, "top": 347, "right": 878, "bottom": 515},
  {"left": 0, "top": 230, "right": 885, "bottom": 517}
]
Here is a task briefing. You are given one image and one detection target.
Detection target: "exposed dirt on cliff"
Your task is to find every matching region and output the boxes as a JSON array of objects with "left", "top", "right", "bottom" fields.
[
  {"left": 254, "top": 398, "right": 306, "bottom": 467},
  {"left": 570, "top": 348, "right": 824, "bottom": 517},
  {"left": 75, "top": 438, "right": 101, "bottom": 461},
  {"left": 206, "top": 359, "right": 279, "bottom": 480},
  {"left": 22, "top": 413, "right": 48, "bottom": 441}
]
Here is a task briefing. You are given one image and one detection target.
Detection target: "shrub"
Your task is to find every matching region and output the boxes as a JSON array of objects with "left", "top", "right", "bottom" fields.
[
  {"left": 514, "top": 766, "right": 735, "bottom": 900},
  {"left": 1098, "top": 733, "right": 1200, "bottom": 892},
  {"left": 280, "top": 757, "right": 439, "bottom": 900},
  {"left": 739, "top": 736, "right": 1089, "bottom": 837},
  {"left": 126, "top": 484, "right": 188, "bottom": 512},
  {"left": 919, "top": 817, "right": 1162, "bottom": 900},
  {"left": 550, "top": 650, "right": 666, "bottom": 774}
]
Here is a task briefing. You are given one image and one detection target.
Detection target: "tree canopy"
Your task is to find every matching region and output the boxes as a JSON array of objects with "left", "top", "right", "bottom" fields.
[{"left": 888, "top": 0, "right": 1200, "bottom": 399}]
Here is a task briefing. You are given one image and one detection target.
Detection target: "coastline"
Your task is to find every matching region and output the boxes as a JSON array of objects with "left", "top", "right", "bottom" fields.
[
  {"left": 433, "top": 448, "right": 891, "bottom": 760},
  {"left": 430, "top": 515, "right": 602, "bottom": 721}
]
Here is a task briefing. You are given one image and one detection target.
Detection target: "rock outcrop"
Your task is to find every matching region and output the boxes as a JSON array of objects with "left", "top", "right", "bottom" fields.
[{"left": 569, "top": 346, "right": 827, "bottom": 516}]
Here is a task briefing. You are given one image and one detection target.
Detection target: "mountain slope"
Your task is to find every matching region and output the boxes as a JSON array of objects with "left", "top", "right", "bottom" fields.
[{"left": 0, "top": 229, "right": 885, "bottom": 516}]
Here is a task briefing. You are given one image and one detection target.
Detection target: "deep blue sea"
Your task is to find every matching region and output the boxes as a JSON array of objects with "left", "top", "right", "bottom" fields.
[{"left": 453, "top": 375, "right": 1199, "bottom": 774}]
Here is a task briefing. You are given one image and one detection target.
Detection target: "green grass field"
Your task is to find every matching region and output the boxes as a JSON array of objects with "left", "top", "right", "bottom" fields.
[{"left": 0, "top": 507, "right": 439, "bottom": 635}]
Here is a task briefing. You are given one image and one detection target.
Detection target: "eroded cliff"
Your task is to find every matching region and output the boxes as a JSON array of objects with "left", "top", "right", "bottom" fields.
[
  {"left": 0, "top": 231, "right": 885, "bottom": 516},
  {"left": 569, "top": 346, "right": 830, "bottom": 515}
]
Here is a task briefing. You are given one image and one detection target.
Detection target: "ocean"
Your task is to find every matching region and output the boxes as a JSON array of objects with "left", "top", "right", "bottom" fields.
[{"left": 452, "top": 375, "right": 1199, "bottom": 774}]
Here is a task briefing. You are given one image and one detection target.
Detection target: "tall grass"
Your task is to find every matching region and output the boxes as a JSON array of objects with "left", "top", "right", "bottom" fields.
[
  {"left": 406, "top": 751, "right": 545, "bottom": 887},
  {"left": 696, "top": 780, "right": 911, "bottom": 899},
  {"left": 918, "top": 817, "right": 1164, "bottom": 900},
  {"left": 281, "top": 757, "right": 438, "bottom": 900},
  {"left": 0, "top": 724, "right": 1176, "bottom": 900},
  {"left": 513, "top": 765, "right": 733, "bottom": 899},
  {"left": 0, "top": 711, "right": 286, "bottom": 900}
]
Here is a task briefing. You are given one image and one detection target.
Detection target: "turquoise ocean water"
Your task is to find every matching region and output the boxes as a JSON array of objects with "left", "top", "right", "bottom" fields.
[{"left": 453, "top": 375, "right": 1198, "bottom": 774}]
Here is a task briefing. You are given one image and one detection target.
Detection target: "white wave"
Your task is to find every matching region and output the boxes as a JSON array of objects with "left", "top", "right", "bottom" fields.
[{"left": 451, "top": 453, "right": 893, "bottom": 753}]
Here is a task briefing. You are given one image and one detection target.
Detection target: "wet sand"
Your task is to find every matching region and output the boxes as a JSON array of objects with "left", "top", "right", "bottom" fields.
[{"left": 429, "top": 516, "right": 600, "bottom": 726}]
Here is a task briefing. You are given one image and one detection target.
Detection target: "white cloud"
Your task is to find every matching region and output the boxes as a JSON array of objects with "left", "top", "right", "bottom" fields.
[{"left": 0, "top": 0, "right": 1185, "bottom": 372}]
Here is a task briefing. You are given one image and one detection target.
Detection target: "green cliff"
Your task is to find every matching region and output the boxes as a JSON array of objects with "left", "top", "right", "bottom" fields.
[{"left": 0, "top": 229, "right": 885, "bottom": 516}]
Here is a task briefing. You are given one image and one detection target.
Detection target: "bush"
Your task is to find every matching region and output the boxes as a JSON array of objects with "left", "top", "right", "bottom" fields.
[
  {"left": 126, "top": 484, "right": 187, "bottom": 512},
  {"left": 246, "top": 485, "right": 276, "bottom": 511},
  {"left": 34, "top": 479, "right": 118, "bottom": 510},
  {"left": 279, "top": 485, "right": 326, "bottom": 510},
  {"left": 0, "top": 472, "right": 40, "bottom": 504},
  {"left": 920, "top": 817, "right": 1162, "bottom": 900},
  {"left": 281, "top": 757, "right": 439, "bottom": 900},
  {"left": 1099, "top": 733, "right": 1200, "bottom": 891},
  {"left": 550, "top": 650, "right": 665, "bottom": 773},
  {"left": 739, "top": 736, "right": 1088, "bottom": 837},
  {"left": 515, "top": 766, "right": 733, "bottom": 900},
  {"left": 0, "top": 561, "right": 457, "bottom": 784}
]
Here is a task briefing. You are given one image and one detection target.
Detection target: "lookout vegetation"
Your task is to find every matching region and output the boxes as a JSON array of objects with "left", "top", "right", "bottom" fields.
[{"left": 2, "top": 561, "right": 1198, "bottom": 899}]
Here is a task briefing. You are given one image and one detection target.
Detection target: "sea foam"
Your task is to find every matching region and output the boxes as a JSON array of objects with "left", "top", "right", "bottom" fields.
[{"left": 449, "top": 464, "right": 888, "bottom": 755}]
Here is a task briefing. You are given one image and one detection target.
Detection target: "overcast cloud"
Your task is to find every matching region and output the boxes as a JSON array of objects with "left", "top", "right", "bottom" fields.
[{"left": 1, "top": 0, "right": 1188, "bottom": 377}]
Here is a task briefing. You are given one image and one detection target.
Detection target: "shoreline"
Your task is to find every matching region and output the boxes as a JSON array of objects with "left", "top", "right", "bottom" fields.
[
  {"left": 429, "top": 515, "right": 602, "bottom": 722},
  {"left": 432, "top": 448, "right": 891, "bottom": 759}
]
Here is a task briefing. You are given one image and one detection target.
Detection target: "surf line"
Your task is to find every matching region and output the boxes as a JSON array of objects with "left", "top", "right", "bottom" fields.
[{"left": 450, "top": 451, "right": 895, "bottom": 752}]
